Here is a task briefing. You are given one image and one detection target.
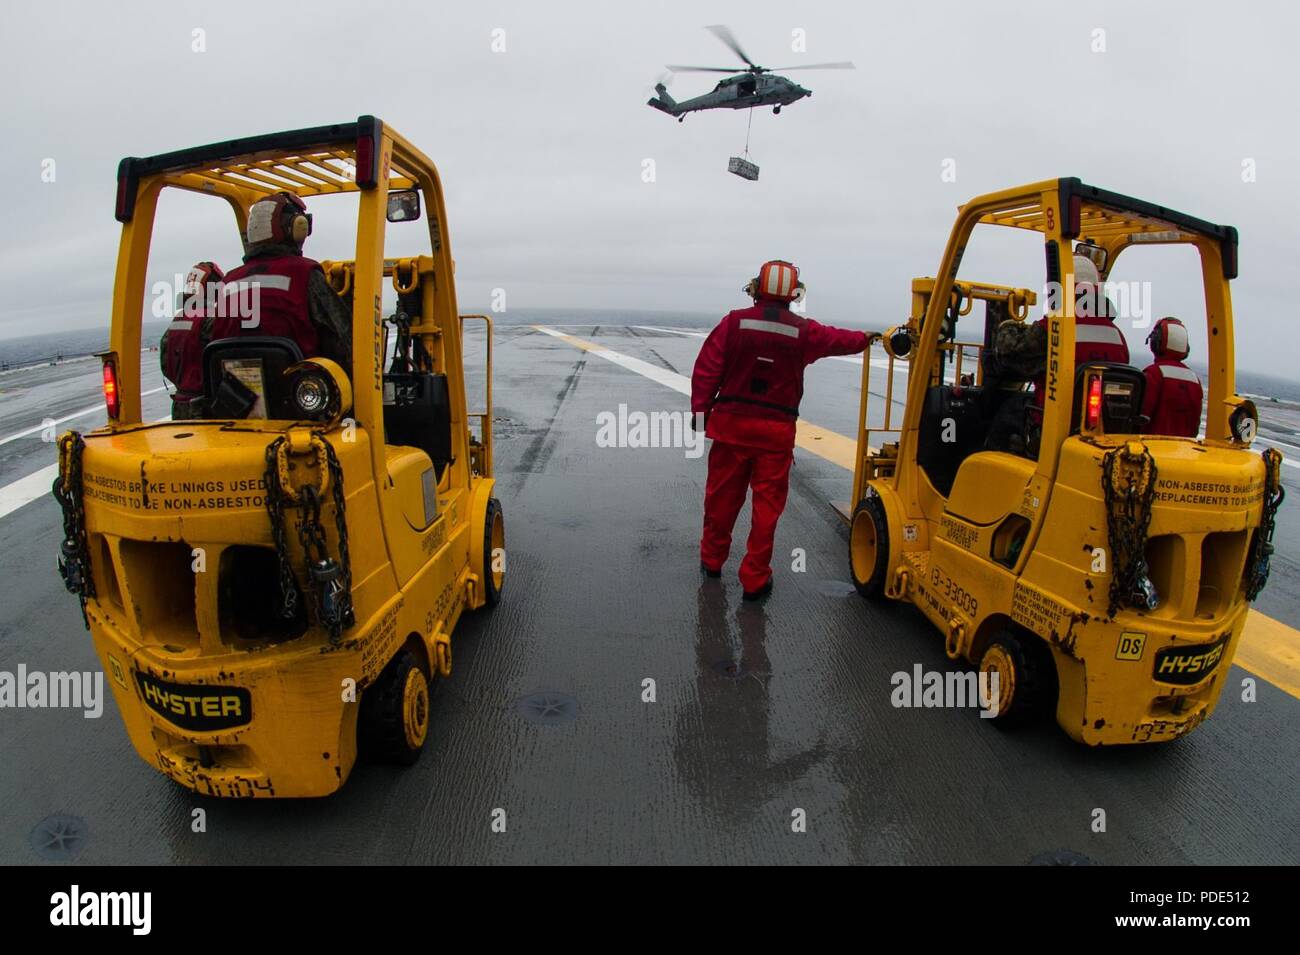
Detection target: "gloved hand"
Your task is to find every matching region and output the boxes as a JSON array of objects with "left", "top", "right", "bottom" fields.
[{"left": 690, "top": 410, "right": 708, "bottom": 432}]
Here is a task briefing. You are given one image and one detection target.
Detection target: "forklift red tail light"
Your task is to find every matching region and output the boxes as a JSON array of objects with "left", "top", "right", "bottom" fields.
[
  {"left": 1065, "top": 194, "right": 1082, "bottom": 239},
  {"left": 1085, "top": 375, "right": 1103, "bottom": 431},
  {"left": 355, "top": 135, "right": 373, "bottom": 186},
  {"left": 115, "top": 175, "right": 129, "bottom": 221},
  {"left": 1221, "top": 234, "right": 1238, "bottom": 281},
  {"left": 354, "top": 116, "right": 382, "bottom": 189},
  {"left": 114, "top": 158, "right": 139, "bottom": 223},
  {"left": 102, "top": 359, "right": 120, "bottom": 420}
]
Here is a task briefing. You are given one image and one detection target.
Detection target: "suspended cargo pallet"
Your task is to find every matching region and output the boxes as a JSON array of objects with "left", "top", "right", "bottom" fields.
[{"left": 728, "top": 156, "right": 759, "bottom": 180}]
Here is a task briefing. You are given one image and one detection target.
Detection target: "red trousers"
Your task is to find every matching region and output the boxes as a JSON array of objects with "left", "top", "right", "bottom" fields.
[{"left": 700, "top": 439, "right": 793, "bottom": 592}]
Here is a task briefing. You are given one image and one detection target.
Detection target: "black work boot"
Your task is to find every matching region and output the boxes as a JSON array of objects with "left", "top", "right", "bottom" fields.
[
  {"left": 700, "top": 561, "right": 722, "bottom": 579},
  {"left": 742, "top": 579, "right": 773, "bottom": 601}
]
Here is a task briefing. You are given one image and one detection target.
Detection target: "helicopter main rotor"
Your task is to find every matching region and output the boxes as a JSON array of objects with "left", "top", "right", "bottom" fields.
[{"left": 666, "top": 24, "right": 855, "bottom": 75}]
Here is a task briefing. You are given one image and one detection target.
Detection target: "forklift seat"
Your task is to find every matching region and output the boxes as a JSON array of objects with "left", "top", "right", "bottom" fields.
[
  {"left": 917, "top": 384, "right": 990, "bottom": 497},
  {"left": 201, "top": 336, "right": 304, "bottom": 419}
]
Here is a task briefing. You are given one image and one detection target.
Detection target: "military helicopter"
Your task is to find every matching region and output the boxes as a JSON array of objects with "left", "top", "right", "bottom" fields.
[{"left": 647, "top": 25, "right": 854, "bottom": 121}]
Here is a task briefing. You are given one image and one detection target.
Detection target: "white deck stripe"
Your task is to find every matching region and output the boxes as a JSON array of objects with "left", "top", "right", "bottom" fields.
[
  {"left": 0, "top": 387, "right": 167, "bottom": 446},
  {"left": 0, "top": 414, "right": 172, "bottom": 521},
  {"left": 632, "top": 325, "right": 707, "bottom": 338},
  {"left": 535, "top": 325, "right": 691, "bottom": 395},
  {"left": 0, "top": 464, "right": 59, "bottom": 521},
  {"left": 539, "top": 325, "right": 1296, "bottom": 474}
]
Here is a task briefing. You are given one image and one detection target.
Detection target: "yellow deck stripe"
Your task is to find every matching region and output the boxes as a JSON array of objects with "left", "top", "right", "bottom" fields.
[
  {"left": 538, "top": 325, "right": 1300, "bottom": 700},
  {"left": 1238, "top": 611, "right": 1300, "bottom": 699}
]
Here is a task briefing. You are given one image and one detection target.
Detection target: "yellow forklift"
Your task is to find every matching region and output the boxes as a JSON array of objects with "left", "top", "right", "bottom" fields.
[
  {"left": 53, "top": 117, "right": 504, "bottom": 796},
  {"left": 847, "top": 178, "right": 1283, "bottom": 744}
]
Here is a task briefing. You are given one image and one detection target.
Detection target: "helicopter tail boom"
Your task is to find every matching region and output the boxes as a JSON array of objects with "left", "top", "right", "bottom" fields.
[{"left": 646, "top": 83, "right": 681, "bottom": 116}]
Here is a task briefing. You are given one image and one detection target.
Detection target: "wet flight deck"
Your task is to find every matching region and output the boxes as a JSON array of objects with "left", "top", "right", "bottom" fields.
[{"left": 1, "top": 320, "right": 1297, "bottom": 864}]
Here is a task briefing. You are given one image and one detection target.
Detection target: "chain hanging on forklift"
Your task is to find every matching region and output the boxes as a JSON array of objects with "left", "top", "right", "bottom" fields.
[
  {"left": 52, "top": 431, "right": 95, "bottom": 628},
  {"left": 263, "top": 434, "right": 355, "bottom": 644},
  {"left": 1101, "top": 442, "right": 1159, "bottom": 618},
  {"left": 1245, "top": 447, "right": 1285, "bottom": 600}
]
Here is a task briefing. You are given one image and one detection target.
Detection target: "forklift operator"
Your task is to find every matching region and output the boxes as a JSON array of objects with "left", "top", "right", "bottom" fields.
[
  {"left": 691, "top": 260, "right": 870, "bottom": 600},
  {"left": 1059, "top": 255, "right": 1128, "bottom": 363},
  {"left": 1030, "top": 254, "right": 1130, "bottom": 395},
  {"left": 985, "top": 254, "right": 1130, "bottom": 455},
  {"left": 209, "top": 190, "right": 352, "bottom": 370}
]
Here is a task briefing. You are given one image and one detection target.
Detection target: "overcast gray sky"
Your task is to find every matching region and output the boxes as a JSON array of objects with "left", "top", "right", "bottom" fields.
[{"left": 1, "top": 0, "right": 1297, "bottom": 376}]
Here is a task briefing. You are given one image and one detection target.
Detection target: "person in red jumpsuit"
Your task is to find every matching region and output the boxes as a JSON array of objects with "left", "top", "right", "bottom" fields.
[
  {"left": 1033, "top": 254, "right": 1129, "bottom": 371},
  {"left": 1066, "top": 254, "right": 1129, "bottom": 364},
  {"left": 691, "top": 260, "right": 870, "bottom": 600},
  {"left": 1141, "top": 316, "right": 1203, "bottom": 437},
  {"left": 1028, "top": 253, "right": 1130, "bottom": 403},
  {"left": 160, "top": 261, "right": 224, "bottom": 419},
  {"left": 209, "top": 190, "right": 352, "bottom": 369}
]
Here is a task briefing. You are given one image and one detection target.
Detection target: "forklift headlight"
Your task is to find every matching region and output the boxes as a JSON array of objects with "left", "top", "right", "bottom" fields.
[
  {"left": 294, "top": 375, "right": 330, "bottom": 415},
  {"left": 882, "top": 325, "right": 914, "bottom": 361},
  {"left": 284, "top": 358, "right": 352, "bottom": 425},
  {"left": 1229, "top": 401, "right": 1258, "bottom": 443}
]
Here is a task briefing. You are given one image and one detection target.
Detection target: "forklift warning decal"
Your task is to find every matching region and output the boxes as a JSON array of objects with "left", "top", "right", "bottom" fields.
[
  {"left": 359, "top": 597, "right": 404, "bottom": 679},
  {"left": 1152, "top": 635, "right": 1229, "bottom": 685},
  {"left": 940, "top": 516, "right": 978, "bottom": 551},
  {"left": 81, "top": 471, "right": 267, "bottom": 511},
  {"left": 1011, "top": 582, "right": 1073, "bottom": 637},
  {"left": 1154, "top": 477, "right": 1264, "bottom": 508},
  {"left": 134, "top": 671, "right": 250, "bottom": 731}
]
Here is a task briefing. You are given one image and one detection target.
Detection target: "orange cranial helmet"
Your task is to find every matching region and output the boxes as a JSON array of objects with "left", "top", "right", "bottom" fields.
[
  {"left": 744, "top": 260, "right": 805, "bottom": 303},
  {"left": 245, "top": 191, "right": 312, "bottom": 250}
]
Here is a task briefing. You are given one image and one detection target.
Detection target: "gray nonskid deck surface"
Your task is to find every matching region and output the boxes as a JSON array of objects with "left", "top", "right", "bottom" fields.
[{"left": 0, "top": 324, "right": 1296, "bottom": 864}]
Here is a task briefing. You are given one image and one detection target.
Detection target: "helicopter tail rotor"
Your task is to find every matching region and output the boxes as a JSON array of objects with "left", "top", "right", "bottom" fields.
[{"left": 646, "top": 81, "right": 680, "bottom": 115}]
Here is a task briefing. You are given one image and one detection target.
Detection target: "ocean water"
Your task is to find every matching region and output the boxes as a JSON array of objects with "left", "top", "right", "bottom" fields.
[
  {"left": 0, "top": 308, "right": 716, "bottom": 375},
  {"left": 1, "top": 308, "right": 1295, "bottom": 403}
]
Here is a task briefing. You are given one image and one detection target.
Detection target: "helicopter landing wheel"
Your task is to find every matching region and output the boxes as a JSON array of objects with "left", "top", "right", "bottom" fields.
[
  {"left": 773, "top": 105, "right": 781, "bottom": 114},
  {"left": 678, "top": 116, "right": 684, "bottom": 123}
]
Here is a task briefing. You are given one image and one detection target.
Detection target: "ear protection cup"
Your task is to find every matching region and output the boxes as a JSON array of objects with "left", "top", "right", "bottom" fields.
[
  {"left": 277, "top": 191, "right": 311, "bottom": 244},
  {"left": 248, "top": 191, "right": 312, "bottom": 247}
]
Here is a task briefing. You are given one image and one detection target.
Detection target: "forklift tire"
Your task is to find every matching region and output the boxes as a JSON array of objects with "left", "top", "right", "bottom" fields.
[
  {"left": 482, "top": 497, "right": 505, "bottom": 608},
  {"left": 361, "top": 648, "right": 432, "bottom": 765},
  {"left": 849, "top": 495, "right": 890, "bottom": 599},
  {"left": 978, "top": 631, "right": 1056, "bottom": 729}
]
